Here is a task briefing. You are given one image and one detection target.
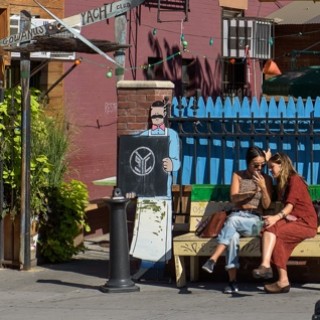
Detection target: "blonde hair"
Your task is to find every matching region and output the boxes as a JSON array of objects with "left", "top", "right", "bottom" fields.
[{"left": 268, "top": 152, "right": 299, "bottom": 194}]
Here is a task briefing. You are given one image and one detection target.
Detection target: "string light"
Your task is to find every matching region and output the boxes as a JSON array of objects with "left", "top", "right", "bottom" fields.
[
  {"left": 79, "top": 22, "right": 320, "bottom": 77},
  {"left": 269, "top": 37, "right": 274, "bottom": 46},
  {"left": 106, "top": 69, "right": 113, "bottom": 78},
  {"left": 182, "top": 40, "right": 188, "bottom": 51}
]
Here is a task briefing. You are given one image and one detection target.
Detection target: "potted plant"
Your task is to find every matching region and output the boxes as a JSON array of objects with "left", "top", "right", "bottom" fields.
[{"left": 0, "top": 87, "right": 89, "bottom": 265}]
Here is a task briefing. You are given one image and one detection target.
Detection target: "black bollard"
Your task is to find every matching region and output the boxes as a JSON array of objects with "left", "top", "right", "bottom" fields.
[
  {"left": 312, "top": 300, "right": 320, "bottom": 320},
  {"left": 100, "top": 188, "right": 139, "bottom": 293}
]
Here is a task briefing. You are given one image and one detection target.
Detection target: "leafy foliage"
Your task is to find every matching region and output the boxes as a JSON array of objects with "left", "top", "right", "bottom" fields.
[
  {"left": 0, "top": 87, "right": 51, "bottom": 218},
  {"left": 0, "top": 87, "right": 89, "bottom": 263},
  {"left": 38, "top": 180, "right": 89, "bottom": 263}
]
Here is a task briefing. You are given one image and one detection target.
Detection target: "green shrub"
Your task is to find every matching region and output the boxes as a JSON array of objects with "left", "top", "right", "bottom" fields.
[
  {"left": 38, "top": 180, "right": 89, "bottom": 263},
  {"left": 0, "top": 87, "right": 90, "bottom": 263}
]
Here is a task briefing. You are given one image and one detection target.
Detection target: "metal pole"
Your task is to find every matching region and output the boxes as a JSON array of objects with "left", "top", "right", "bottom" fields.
[
  {"left": 19, "top": 10, "right": 31, "bottom": 270},
  {"left": 114, "top": 13, "right": 127, "bottom": 81},
  {"left": 100, "top": 188, "right": 139, "bottom": 293},
  {"left": 38, "top": 58, "right": 81, "bottom": 101}
]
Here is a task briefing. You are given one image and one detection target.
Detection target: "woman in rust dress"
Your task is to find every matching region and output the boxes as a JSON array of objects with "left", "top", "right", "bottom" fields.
[{"left": 252, "top": 152, "right": 318, "bottom": 293}]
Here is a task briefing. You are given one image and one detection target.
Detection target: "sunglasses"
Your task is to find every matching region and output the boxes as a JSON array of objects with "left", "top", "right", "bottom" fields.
[{"left": 252, "top": 162, "right": 266, "bottom": 169}]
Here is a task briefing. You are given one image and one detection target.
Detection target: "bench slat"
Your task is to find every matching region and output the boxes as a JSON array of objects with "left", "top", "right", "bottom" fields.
[{"left": 174, "top": 233, "right": 320, "bottom": 258}]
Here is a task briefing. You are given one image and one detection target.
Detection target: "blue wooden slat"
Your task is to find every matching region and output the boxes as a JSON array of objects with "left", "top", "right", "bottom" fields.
[
  {"left": 187, "top": 97, "right": 196, "bottom": 117},
  {"left": 296, "top": 97, "right": 305, "bottom": 118},
  {"left": 179, "top": 96, "right": 188, "bottom": 117},
  {"left": 196, "top": 97, "right": 206, "bottom": 118},
  {"left": 277, "top": 98, "right": 286, "bottom": 117},
  {"left": 240, "top": 97, "right": 250, "bottom": 117},
  {"left": 196, "top": 156, "right": 206, "bottom": 184},
  {"left": 259, "top": 96, "right": 268, "bottom": 118},
  {"left": 181, "top": 156, "right": 192, "bottom": 184},
  {"left": 223, "top": 97, "right": 234, "bottom": 117},
  {"left": 209, "top": 157, "right": 220, "bottom": 184},
  {"left": 233, "top": 97, "right": 241, "bottom": 116},
  {"left": 210, "top": 138, "right": 222, "bottom": 184},
  {"left": 314, "top": 97, "right": 320, "bottom": 117},
  {"left": 304, "top": 97, "right": 314, "bottom": 117},
  {"left": 171, "top": 97, "right": 182, "bottom": 117},
  {"left": 286, "top": 97, "right": 296, "bottom": 118},
  {"left": 205, "top": 97, "right": 215, "bottom": 117},
  {"left": 213, "top": 97, "right": 223, "bottom": 118},
  {"left": 268, "top": 97, "right": 278, "bottom": 118}
]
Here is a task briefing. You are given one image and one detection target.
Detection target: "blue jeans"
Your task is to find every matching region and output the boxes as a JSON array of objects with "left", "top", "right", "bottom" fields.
[{"left": 217, "top": 211, "right": 262, "bottom": 270}]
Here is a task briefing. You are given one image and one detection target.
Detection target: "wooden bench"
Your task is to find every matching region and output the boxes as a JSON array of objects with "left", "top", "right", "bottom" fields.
[{"left": 173, "top": 185, "right": 320, "bottom": 288}]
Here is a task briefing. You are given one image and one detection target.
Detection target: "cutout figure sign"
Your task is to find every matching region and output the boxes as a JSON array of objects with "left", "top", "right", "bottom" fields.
[{"left": 118, "top": 99, "right": 181, "bottom": 280}]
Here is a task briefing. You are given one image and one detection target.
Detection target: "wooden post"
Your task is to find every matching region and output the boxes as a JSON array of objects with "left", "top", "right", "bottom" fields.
[
  {"left": 19, "top": 10, "right": 31, "bottom": 270},
  {"left": 0, "top": 8, "right": 9, "bottom": 83}
]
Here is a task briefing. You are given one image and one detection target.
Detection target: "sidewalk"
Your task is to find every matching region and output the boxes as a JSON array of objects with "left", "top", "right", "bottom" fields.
[{"left": 0, "top": 235, "right": 318, "bottom": 320}]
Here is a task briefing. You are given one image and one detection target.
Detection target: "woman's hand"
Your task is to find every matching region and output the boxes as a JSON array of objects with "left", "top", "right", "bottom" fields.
[
  {"left": 264, "top": 148, "right": 272, "bottom": 162},
  {"left": 252, "top": 171, "right": 267, "bottom": 191},
  {"left": 262, "top": 215, "right": 280, "bottom": 228}
]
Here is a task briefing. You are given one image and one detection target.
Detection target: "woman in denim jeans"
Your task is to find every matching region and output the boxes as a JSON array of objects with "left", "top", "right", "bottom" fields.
[{"left": 202, "top": 146, "right": 273, "bottom": 294}]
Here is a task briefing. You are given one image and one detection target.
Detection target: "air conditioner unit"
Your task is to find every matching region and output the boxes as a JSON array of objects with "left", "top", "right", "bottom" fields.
[
  {"left": 10, "top": 15, "right": 79, "bottom": 61},
  {"left": 222, "top": 17, "right": 274, "bottom": 60}
]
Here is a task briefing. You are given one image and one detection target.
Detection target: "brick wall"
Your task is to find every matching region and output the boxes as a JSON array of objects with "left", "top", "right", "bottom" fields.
[{"left": 117, "top": 80, "right": 175, "bottom": 136}]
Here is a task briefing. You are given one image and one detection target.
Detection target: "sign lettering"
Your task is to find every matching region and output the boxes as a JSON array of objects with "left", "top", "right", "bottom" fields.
[{"left": 0, "top": 0, "right": 145, "bottom": 47}]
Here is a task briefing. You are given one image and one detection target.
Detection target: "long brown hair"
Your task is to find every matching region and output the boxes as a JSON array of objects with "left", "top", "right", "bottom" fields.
[{"left": 268, "top": 152, "right": 299, "bottom": 194}]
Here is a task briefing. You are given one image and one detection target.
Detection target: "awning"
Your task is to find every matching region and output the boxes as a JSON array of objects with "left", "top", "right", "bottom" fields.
[{"left": 262, "top": 66, "right": 320, "bottom": 99}]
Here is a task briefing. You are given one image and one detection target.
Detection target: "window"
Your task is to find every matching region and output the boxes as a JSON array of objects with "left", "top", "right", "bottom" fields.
[
  {"left": 146, "top": 56, "right": 196, "bottom": 97},
  {"left": 222, "top": 58, "right": 247, "bottom": 100},
  {"left": 7, "top": 60, "right": 47, "bottom": 89},
  {"left": 181, "top": 58, "right": 196, "bottom": 97},
  {"left": 221, "top": 8, "right": 273, "bottom": 99},
  {"left": 146, "top": 57, "right": 164, "bottom": 80}
]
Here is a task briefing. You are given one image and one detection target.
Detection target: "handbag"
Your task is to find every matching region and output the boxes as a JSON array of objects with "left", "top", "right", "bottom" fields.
[
  {"left": 312, "top": 200, "right": 320, "bottom": 226},
  {"left": 195, "top": 210, "right": 228, "bottom": 238}
]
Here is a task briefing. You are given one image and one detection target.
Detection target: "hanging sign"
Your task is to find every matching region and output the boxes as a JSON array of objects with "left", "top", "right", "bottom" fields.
[{"left": 0, "top": 0, "right": 145, "bottom": 47}]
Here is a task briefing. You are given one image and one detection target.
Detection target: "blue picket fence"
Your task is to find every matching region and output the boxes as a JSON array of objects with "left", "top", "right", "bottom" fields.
[{"left": 169, "top": 95, "right": 320, "bottom": 186}]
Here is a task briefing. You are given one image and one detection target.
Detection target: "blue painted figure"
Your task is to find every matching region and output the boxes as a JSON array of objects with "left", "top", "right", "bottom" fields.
[
  {"left": 139, "top": 100, "right": 181, "bottom": 198},
  {"left": 129, "top": 100, "right": 181, "bottom": 280}
]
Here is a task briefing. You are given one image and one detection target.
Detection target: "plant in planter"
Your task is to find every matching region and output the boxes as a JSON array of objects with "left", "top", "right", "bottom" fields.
[
  {"left": 38, "top": 179, "right": 89, "bottom": 263},
  {"left": 0, "top": 87, "right": 89, "bottom": 264},
  {"left": 35, "top": 115, "right": 90, "bottom": 263}
]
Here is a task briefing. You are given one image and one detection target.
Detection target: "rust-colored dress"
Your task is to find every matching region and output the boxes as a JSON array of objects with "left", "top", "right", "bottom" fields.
[{"left": 267, "top": 174, "right": 318, "bottom": 270}]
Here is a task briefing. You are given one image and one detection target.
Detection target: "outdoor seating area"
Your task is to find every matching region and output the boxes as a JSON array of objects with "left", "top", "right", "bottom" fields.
[{"left": 172, "top": 184, "right": 320, "bottom": 288}]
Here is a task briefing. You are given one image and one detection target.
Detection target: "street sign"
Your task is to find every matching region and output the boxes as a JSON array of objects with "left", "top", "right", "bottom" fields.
[{"left": 0, "top": 0, "right": 145, "bottom": 47}]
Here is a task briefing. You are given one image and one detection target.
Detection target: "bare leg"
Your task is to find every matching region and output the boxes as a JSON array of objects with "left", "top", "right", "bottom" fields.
[
  {"left": 277, "top": 267, "right": 290, "bottom": 286},
  {"left": 209, "top": 243, "right": 227, "bottom": 262},
  {"left": 260, "top": 231, "right": 276, "bottom": 267},
  {"left": 227, "top": 268, "right": 237, "bottom": 282}
]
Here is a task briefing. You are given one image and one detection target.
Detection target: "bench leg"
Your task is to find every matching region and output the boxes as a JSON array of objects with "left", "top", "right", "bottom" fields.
[
  {"left": 174, "top": 255, "right": 186, "bottom": 288},
  {"left": 190, "top": 256, "right": 199, "bottom": 282}
]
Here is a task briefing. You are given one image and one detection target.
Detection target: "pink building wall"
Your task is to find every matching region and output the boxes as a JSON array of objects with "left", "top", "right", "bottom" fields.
[{"left": 64, "top": 0, "right": 286, "bottom": 200}]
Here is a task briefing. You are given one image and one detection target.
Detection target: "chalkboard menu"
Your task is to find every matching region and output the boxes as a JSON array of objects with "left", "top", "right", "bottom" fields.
[{"left": 118, "top": 135, "right": 169, "bottom": 197}]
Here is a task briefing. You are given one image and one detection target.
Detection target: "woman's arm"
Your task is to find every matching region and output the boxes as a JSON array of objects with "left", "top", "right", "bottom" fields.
[
  {"left": 230, "top": 172, "right": 256, "bottom": 204},
  {"left": 255, "top": 173, "right": 273, "bottom": 209},
  {"left": 263, "top": 203, "right": 294, "bottom": 228}
]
